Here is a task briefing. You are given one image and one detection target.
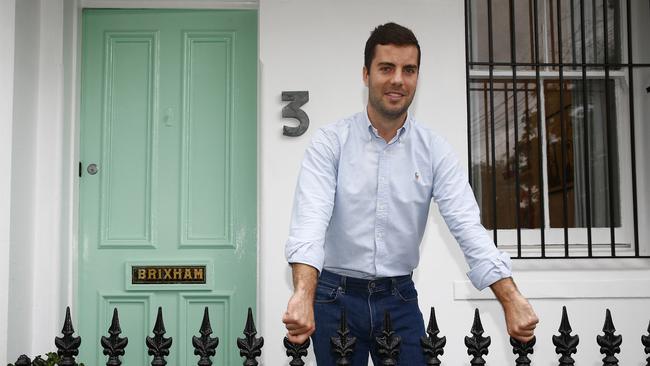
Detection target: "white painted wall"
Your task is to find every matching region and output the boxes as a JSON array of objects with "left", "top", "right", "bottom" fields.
[
  {"left": 30, "top": 0, "right": 67, "bottom": 355},
  {"left": 8, "top": 0, "right": 41, "bottom": 359},
  {"left": 1, "top": 1, "right": 17, "bottom": 363},
  {"left": 5, "top": 0, "right": 69, "bottom": 361},
  {"left": 59, "top": 0, "right": 81, "bottom": 347},
  {"left": 3, "top": 0, "right": 649, "bottom": 364}
]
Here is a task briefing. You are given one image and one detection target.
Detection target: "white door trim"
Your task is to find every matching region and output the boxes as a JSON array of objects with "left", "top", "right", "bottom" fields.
[
  {"left": 0, "top": 1, "right": 16, "bottom": 363},
  {"left": 80, "top": 0, "right": 258, "bottom": 9}
]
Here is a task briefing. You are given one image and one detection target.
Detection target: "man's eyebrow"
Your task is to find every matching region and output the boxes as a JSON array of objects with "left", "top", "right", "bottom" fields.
[{"left": 376, "top": 62, "right": 396, "bottom": 67}]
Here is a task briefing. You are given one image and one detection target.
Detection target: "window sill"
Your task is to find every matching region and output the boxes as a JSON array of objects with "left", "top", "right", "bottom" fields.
[
  {"left": 499, "top": 242, "right": 643, "bottom": 259},
  {"left": 453, "top": 278, "right": 650, "bottom": 300}
]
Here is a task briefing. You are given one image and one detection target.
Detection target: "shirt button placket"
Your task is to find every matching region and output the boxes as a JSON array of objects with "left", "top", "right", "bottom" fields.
[{"left": 375, "top": 147, "right": 389, "bottom": 274}]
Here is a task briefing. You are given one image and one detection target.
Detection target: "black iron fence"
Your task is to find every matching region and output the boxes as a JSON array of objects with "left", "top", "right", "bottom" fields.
[{"left": 8, "top": 306, "right": 650, "bottom": 365}]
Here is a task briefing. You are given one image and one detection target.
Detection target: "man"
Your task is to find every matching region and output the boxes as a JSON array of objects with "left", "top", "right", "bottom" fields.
[{"left": 283, "top": 22, "right": 538, "bottom": 365}]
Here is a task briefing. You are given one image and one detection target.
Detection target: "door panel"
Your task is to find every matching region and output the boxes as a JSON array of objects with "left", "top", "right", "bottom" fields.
[
  {"left": 102, "top": 32, "right": 157, "bottom": 247},
  {"left": 181, "top": 32, "right": 232, "bottom": 247},
  {"left": 79, "top": 9, "right": 257, "bottom": 365}
]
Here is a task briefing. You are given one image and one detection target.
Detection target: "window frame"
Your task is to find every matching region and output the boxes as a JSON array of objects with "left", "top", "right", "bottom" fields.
[{"left": 463, "top": 0, "right": 646, "bottom": 258}]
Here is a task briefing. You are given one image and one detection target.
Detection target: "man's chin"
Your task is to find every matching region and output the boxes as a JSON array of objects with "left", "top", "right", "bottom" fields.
[
  {"left": 380, "top": 105, "right": 408, "bottom": 119},
  {"left": 380, "top": 111, "right": 407, "bottom": 121}
]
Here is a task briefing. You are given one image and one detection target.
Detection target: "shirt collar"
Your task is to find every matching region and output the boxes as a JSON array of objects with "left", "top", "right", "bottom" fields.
[{"left": 363, "top": 107, "right": 411, "bottom": 143}]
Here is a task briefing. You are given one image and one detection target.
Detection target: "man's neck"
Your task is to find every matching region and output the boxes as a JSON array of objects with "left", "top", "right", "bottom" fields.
[{"left": 367, "top": 108, "right": 407, "bottom": 143}]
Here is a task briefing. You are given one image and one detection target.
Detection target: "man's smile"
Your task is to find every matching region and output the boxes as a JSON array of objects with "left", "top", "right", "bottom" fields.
[{"left": 385, "top": 90, "right": 406, "bottom": 101}]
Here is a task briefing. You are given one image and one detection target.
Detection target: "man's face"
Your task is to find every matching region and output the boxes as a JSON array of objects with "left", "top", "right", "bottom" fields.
[{"left": 363, "top": 44, "right": 419, "bottom": 121}]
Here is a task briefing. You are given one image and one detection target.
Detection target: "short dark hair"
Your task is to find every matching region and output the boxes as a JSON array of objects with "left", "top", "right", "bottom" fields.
[{"left": 364, "top": 22, "right": 421, "bottom": 72}]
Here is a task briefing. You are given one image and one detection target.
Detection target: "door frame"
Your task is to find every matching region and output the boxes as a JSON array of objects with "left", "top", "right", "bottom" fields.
[{"left": 61, "top": 0, "right": 259, "bottom": 337}]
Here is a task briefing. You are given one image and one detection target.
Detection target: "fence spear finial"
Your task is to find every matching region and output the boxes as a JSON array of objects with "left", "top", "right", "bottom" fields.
[
  {"left": 597, "top": 309, "right": 622, "bottom": 366},
  {"left": 55, "top": 306, "right": 81, "bottom": 366},
  {"left": 510, "top": 335, "right": 535, "bottom": 366},
  {"left": 420, "top": 307, "right": 446, "bottom": 366},
  {"left": 13, "top": 355, "right": 32, "bottom": 366},
  {"left": 237, "top": 307, "right": 264, "bottom": 366},
  {"left": 101, "top": 308, "right": 128, "bottom": 366},
  {"left": 375, "top": 311, "right": 401, "bottom": 366},
  {"left": 464, "top": 308, "right": 490, "bottom": 366},
  {"left": 283, "top": 336, "right": 309, "bottom": 366},
  {"left": 193, "top": 307, "right": 219, "bottom": 366},
  {"left": 330, "top": 308, "right": 356, "bottom": 365},
  {"left": 146, "top": 307, "right": 172, "bottom": 366},
  {"left": 553, "top": 306, "right": 579, "bottom": 366}
]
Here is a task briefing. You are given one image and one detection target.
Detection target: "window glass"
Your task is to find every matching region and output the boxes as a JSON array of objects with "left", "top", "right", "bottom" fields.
[
  {"left": 470, "top": 78, "right": 622, "bottom": 230},
  {"left": 546, "top": 0, "right": 622, "bottom": 67},
  {"left": 469, "top": 0, "right": 520, "bottom": 69},
  {"left": 470, "top": 79, "right": 543, "bottom": 229},
  {"left": 630, "top": 0, "right": 650, "bottom": 63},
  {"left": 469, "top": 0, "right": 623, "bottom": 69},
  {"left": 543, "top": 79, "right": 621, "bottom": 228}
]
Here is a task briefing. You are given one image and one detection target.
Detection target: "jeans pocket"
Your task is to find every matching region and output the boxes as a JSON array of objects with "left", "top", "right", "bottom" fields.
[
  {"left": 394, "top": 280, "right": 418, "bottom": 302},
  {"left": 314, "top": 281, "right": 340, "bottom": 304}
]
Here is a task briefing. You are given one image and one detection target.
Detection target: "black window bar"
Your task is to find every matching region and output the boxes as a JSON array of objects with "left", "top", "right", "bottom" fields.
[{"left": 464, "top": 0, "right": 648, "bottom": 258}]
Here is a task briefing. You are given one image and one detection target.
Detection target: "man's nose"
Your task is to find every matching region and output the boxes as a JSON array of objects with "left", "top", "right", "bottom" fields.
[{"left": 390, "top": 69, "right": 404, "bottom": 85}]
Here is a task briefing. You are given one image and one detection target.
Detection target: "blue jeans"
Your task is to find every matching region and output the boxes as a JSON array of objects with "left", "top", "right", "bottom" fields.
[{"left": 311, "top": 269, "right": 426, "bottom": 365}]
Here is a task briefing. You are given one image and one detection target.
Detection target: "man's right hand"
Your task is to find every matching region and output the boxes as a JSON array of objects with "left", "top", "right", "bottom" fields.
[
  {"left": 283, "top": 263, "right": 319, "bottom": 344},
  {"left": 282, "top": 290, "right": 315, "bottom": 344}
]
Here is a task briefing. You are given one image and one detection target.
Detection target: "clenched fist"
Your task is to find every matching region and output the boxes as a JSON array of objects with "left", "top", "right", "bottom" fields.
[
  {"left": 283, "top": 263, "right": 319, "bottom": 344},
  {"left": 490, "top": 277, "right": 539, "bottom": 342},
  {"left": 283, "top": 291, "right": 315, "bottom": 344}
]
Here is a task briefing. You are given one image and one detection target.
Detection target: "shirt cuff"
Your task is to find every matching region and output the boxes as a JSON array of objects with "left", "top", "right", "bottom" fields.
[
  {"left": 285, "top": 239, "right": 324, "bottom": 273},
  {"left": 466, "top": 251, "right": 512, "bottom": 290}
]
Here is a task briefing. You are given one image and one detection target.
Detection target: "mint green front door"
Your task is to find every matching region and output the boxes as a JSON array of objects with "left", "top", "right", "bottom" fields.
[{"left": 78, "top": 9, "right": 257, "bottom": 365}]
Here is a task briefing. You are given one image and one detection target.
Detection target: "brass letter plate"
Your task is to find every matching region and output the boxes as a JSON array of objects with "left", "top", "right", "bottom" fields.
[{"left": 131, "top": 265, "right": 206, "bottom": 284}]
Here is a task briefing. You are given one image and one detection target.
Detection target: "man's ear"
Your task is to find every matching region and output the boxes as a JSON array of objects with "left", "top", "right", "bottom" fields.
[{"left": 362, "top": 66, "right": 369, "bottom": 86}]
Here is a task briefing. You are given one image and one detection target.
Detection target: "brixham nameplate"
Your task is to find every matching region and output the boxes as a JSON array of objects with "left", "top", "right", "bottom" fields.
[{"left": 131, "top": 265, "right": 206, "bottom": 284}]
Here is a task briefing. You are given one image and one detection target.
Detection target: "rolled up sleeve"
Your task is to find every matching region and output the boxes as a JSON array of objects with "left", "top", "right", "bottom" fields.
[
  {"left": 432, "top": 138, "right": 512, "bottom": 290},
  {"left": 285, "top": 129, "right": 339, "bottom": 272},
  {"left": 466, "top": 250, "right": 512, "bottom": 290}
]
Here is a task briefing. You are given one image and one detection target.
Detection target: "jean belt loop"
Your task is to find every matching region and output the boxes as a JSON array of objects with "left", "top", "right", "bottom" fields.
[
  {"left": 340, "top": 274, "right": 347, "bottom": 291},
  {"left": 391, "top": 277, "right": 397, "bottom": 292}
]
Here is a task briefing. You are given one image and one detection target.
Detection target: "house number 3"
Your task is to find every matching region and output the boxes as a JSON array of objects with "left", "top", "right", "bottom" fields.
[{"left": 282, "top": 91, "right": 309, "bottom": 137}]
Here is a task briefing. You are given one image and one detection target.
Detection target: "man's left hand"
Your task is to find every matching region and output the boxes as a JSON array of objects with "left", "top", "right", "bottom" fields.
[
  {"left": 490, "top": 277, "right": 539, "bottom": 342},
  {"left": 502, "top": 293, "right": 538, "bottom": 342}
]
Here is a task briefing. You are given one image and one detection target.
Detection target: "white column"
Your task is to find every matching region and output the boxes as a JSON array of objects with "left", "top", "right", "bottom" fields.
[
  {"left": 31, "top": 0, "right": 67, "bottom": 353},
  {"left": 0, "top": 1, "right": 17, "bottom": 363}
]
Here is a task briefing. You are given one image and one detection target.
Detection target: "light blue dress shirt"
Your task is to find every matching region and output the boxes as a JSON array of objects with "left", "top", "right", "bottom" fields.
[{"left": 285, "top": 110, "right": 512, "bottom": 290}]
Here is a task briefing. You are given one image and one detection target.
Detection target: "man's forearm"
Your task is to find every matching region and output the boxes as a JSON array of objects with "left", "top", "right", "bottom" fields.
[
  {"left": 490, "top": 277, "right": 520, "bottom": 304},
  {"left": 283, "top": 263, "right": 319, "bottom": 344},
  {"left": 490, "top": 277, "right": 539, "bottom": 342},
  {"left": 291, "top": 263, "right": 318, "bottom": 296}
]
